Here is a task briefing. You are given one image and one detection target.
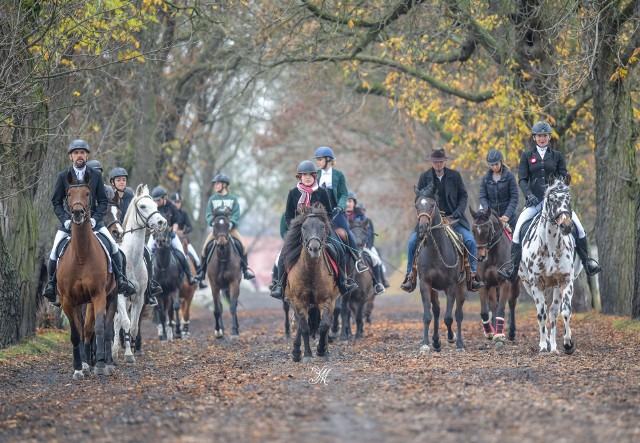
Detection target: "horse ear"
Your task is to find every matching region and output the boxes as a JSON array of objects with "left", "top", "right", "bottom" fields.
[
  {"left": 485, "top": 207, "right": 492, "bottom": 218},
  {"left": 470, "top": 207, "right": 477, "bottom": 218},
  {"left": 564, "top": 174, "right": 571, "bottom": 186},
  {"left": 136, "top": 184, "right": 144, "bottom": 196}
]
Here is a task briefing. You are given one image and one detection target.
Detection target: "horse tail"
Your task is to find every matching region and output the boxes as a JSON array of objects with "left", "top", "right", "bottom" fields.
[{"left": 308, "top": 306, "right": 321, "bottom": 337}]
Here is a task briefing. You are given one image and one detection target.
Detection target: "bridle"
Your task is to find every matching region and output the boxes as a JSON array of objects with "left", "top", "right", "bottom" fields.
[
  {"left": 472, "top": 215, "right": 502, "bottom": 250},
  {"left": 302, "top": 213, "right": 326, "bottom": 254},
  {"left": 543, "top": 187, "right": 572, "bottom": 233},
  {"left": 65, "top": 183, "right": 92, "bottom": 225},
  {"left": 105, "top": 203, "right": 123, "bottom": 231},
  {"left": 124, "top": 195, "right": 162, "bottom": 234}
]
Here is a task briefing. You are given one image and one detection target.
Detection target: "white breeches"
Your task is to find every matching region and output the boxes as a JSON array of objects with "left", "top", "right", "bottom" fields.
[
  {"left": 147, "top": 234, "right": 188, "bottom": 259},
  {"left": 50, "top": 227, "right": 118, "bottom": 260},
  {"left": 187, "top": 243, "right": 200, "bottom": 266},
  {"left": 513, "top": 202, "right": 586, "bottom": 244},
  {"left": 364, "top": 247, "right": 381, "bottom": 267}
]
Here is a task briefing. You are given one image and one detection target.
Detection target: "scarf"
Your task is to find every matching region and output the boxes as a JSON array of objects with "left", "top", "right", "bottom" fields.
[{"left": 297, "top": 181, "right": 318, "bottom": 211}]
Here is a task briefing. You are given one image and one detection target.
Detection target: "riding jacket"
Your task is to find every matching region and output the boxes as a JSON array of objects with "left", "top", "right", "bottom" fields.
[
  {"left": 174, "top": 208, "right": 193, "bottom": 234},
  {"left": 317, "top": 168, "right": 349, "bottom": 212},
  {"left": 518, "top": 146, "right": 567, "bottom": 203},
  {"left": 115, "top": 187, "right": 134, "bottom": 222},
  {"left": 158, "top": 200, "right": 181, "bottom": 227},
  {"left": 206, "top": 193, "right": 240, "bottom": 228},
  {"left": 51, "top": 166, "right": 108, "bottom": 232},
  {"left": 284, "top": 186, "right": 332, "bottom": 231},
  {"left": 478, "top": 168, "right": 519, "bottom": 224},
  {"left": 417, "top": 167, "right": 471, "bottom": 230}
]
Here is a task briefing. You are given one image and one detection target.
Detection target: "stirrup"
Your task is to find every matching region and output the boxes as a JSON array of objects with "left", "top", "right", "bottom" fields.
[
  {"left": 147, "top": 295, "right": 158, "bottom": 307},
  {"left": 374, "top": 283, "right": 385, "bottom": 295},
  {"left": 400, "top": 273, "right": 416, "bottom": 293},
  {"left": 584, "top": 258, "right": 602, "bottom": 276},
  {"left": 355, "top": 260, "right": 369, "bottom": 273},
  {"left": 270, "top": 285, "right": 284, "bottom": 300}
]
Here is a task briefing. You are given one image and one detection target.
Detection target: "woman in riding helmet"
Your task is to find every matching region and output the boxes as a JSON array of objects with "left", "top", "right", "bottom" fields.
[
  {"left": 314, "top": 146, "right": 367, "bottom": 273},
  {"left": 108, "top": 167, "right": 134, "bottom": 220},
  {"left": 270, "top": 160, "right": 357, "bottom": 300},
  {"left": 478, "top": 149, "right": 519, "bottom": 231},
  {"left": 498, "top": 121, "right": 602, "bottom": 282}
]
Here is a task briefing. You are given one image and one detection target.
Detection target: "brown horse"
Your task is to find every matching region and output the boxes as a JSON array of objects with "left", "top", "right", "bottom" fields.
[
  {"left": 470, "top": 208, "right": 520, "bottom": 344},
  {"left": 104, "top": 201, "right": 124, "bottom": 243},
  {"left": 413, "top": 185, "right": 467, "bottom": 353},
  {"left": 348, "top": 219, "right": 375, "bottom": 339},
  {"left": 178, "top": 230, "right": 197, "bottom": 339},
  {"left": 57, "top": 172, "right": 118, "bottom": 379},
  {"left": 282, "top": 206, "right": 340, "bottom": 362},
  {"left": 205, "top": 206, "right": 242, "bottom": 340}
]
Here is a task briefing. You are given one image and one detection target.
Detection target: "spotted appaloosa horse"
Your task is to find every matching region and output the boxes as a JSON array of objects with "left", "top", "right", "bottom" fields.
[
  {"left": 470, "top": 208, "right": 520, "bottom": 345},
  {"left": 519, "top": 174, "right": 581, "bottom": 354}
]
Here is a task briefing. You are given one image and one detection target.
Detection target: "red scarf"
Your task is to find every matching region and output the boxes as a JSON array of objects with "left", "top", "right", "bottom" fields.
[{"left": 297, "top": 181, "right": 318, "bottom": 210}]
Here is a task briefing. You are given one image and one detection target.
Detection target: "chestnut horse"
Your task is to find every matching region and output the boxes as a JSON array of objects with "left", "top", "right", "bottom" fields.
[
  {"left": 282, "top": 206, "right": 340, "bottom": 362},
  {"left": 178, "top": 230, "right": 197, "bottom": 339},
  {"left": 205, "top": 206, "right": 242, "bottom": 340},
  {"left": 470, "top": 208, "right": 520, "bottom": 344},
  {"left": 57, "top": 173, "right": 118, "bottom": 379}
]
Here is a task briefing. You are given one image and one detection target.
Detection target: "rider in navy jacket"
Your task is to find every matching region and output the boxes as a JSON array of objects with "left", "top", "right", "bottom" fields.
[{"left": 478, "top": 149, "right": 519, "bottom": 231}]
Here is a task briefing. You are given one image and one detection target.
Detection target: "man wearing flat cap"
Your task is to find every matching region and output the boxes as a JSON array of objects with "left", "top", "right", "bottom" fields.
[{"left": 401, "top": 148, "right": 484, "bottom": 292}]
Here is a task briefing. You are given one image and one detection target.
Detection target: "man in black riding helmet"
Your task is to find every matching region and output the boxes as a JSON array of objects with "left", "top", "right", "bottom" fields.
[
  {"left": 42, "top": 140, "right": 137, "bottom": 307},
  {"left": 108, "top": 166, "right": 161, "bottom": 307},
  {"left": 147, "top": 186, "right": 198, "bottom": 286}
]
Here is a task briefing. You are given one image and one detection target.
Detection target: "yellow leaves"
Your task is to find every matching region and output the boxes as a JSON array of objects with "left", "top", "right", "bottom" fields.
[
  {"left": 72, "top": 91, "right": 81, "bottom": 97},
  {"left": 348, "top": 20, "right": 355, "bottom": 29},
  {"left": 91, "top": 124, "right": 100, "bottom": 133},
  {"left": 609, "top": 68, "right": 628, "bottom": 82}
]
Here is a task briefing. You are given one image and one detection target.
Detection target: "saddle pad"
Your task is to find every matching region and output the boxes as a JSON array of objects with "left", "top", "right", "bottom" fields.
[{"left": 57, "top": 232, "right": 112, "bottom": 273}]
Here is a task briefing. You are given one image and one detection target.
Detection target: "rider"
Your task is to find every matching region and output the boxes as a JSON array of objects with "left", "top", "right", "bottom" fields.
[
  {"left": 148, "top": 186, "right": 198, "bottom": 286},
  {"left": 269, "top": 160, "right": 358, "bottom": 299},
  {"left": 498, "top": 121, "right": 602, "bottom": 282},
  {"left": 355, "top": 202, "right": 391, "bottom": 288},
  {"left": 478, "top": 149, "right": 519, "bottom": 231},
  {"left": 108, "top": 166, "right": 162, "bottom": 307},
  {"left": 314, "top": 146, "right": 367, "bottom": 273},
  {"left": 195, "top": 173, "right": 256, "bottom": 281},
  {"left": 345, "top": 191, "right": 386, "bottom": 295},
  {"left": 170, "top": 192, "right": 207, "bottom": 288},
  {"left": 401, "top": 148, "right": 485, "bottom": 292},
  {"left": 42, "top": 140, "right": 137, "bottom": 307}
]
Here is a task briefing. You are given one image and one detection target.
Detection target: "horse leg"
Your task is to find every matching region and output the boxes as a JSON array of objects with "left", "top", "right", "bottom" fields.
[
  {"left": 229, "top": 285, "right": 240, "bottom": 340},
  {"left": 548, "top": 287, "right": 564, "bottom": 353},
  {"left": 283, "top": 300, "right": 291, "bottom": 338},
  {"left": 316, "top": 303, "right": 333, "bottom": 360},
  {"left": 292, "top": 312, "right": 303, "bottom": 362},
  {"left": 298, "top": 313, "right": 313, "bottom": 363},
  {"left": 493, "top": 282, "right": 509, "bottom": 343},
  {"left": 507, "top": 281, "right": 520, "bottom": 341},
  {"left": 561, "top": 283, "right": 575, "bottom": 355},
  {"left": 104, "top": 293, "right": 118, "bottom": 374},
  {"left": 529, "top": 285, "right": 550, "bottom": 353},
  {"left": 354, "top": 300, "right": 364, "bottom": 339},
  {"left": 329, "top": 295, "right": 341, "bottom": 343},
  {"left": 92, "top": 296, "right": 109, "bottom": 375},
  {"left": 213, "top": 287, "right": 224, "bottom": 339},
  {"left": 84, "top": 304, "right": 95, "bottom": 371},
  {"left": 479, "top": 286, "right": 494, "bottom": 339},
  {"left": 454, "top": 283, "right": 466, "bottom": 351},
  {"left": 67, "top": 307, "right": 85, "bottom": 380},
  {"left": 340, "top": 291, "right": 351, "bottom": 341},
  {"left": 431, "top": 289, "right": 441, "bottom": 351},
  {"left": 444, "top": 287, "right": 456, "bottom": 344},
  {"left": 419, "top": 281, "right": 434, "bottom": 353},
  {"left": 119, "top": 294, "right": 135, "bottom": 363},
  {"left": 172, "top": 294, "right": 181, "bottom": 339}
]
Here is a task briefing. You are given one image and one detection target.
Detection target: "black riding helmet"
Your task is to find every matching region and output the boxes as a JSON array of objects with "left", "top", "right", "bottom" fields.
[
  {"left": 211, "top": 173, "right": 230, "bottom": 185},
  {"left": 296, "top": 160, "right": 317, "bottom": 175},
  {"left": 109, "top": 167, "right": 129, "bottom": 183},
  {"left": 486, "top": 149, "right": 504, "bottom": 165},
  {"left": 86, "top": 160, "right": 104, "bottom": 172},
  {"left": 347, "top": 191, "right": 357, "bottom": 202},
  {"left": 67, "top": 139, "right": 90, "bottom": 154},
  {"left": 531, "top": 121, "right": 553, "bottom": 135},
  {"left": 169, "top": 193, "right": 181, "bottom": 202},
  {"left": 151, "top": 185, "right": 167, "bottom": 200}
]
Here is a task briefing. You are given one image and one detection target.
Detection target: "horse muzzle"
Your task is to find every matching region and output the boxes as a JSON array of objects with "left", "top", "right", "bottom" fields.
[
  {"left": 477, "top": 249, "right": 487, "bottom": 262},
  {"left": 555, "top": 212, "right": 572, "bottom": 235},
  {"left": 305, "top": 238, "right": 322, "bottom": 258}
]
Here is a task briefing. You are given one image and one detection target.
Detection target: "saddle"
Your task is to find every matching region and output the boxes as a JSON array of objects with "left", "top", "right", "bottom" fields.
[
  {"left": 519, "top": 216, "right": 579, "bottom": 259},
  {"left": 56, "top": 232, "right": 113, "bottom": 272}
]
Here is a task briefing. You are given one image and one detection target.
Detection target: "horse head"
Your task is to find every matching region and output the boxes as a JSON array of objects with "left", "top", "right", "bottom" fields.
[
  {"left": 349, "top": 218, "right": 370, "bottom": 250},
  {"left": 125, "top": 184, "right": 167, "bottom": 232},
  {"left": 105, "top": 203, "right": 124, "bottom": 242},
  {"left": 152, "top": 228, "right": 171, "bottom": 249},
  {"left": 470, "top": 207, "right": 499, "bottom": 262},
  {"left": 212, "top": 206, "right": 232, "bottom": 246},
  {"left": 300, "top": 207, "right": 330, "bottom": 259},
  {"left": 414, "top": 184, "right": 440, "bottom": 237},
  {"left": 544, "top": 173, "right": 573, "bottom": 236},
  {"left": 65, "top": 171, "right": 92, "bottom": 226}
]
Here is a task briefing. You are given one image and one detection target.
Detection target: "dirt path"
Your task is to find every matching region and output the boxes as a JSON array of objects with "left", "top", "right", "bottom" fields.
[{"left": 1, "top": 289, "right": 639, "bottom": 442}]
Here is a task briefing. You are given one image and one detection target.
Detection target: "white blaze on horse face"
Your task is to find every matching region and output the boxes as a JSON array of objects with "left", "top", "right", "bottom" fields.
[
  {"left": 421, "top": 198, "right": 427, "bottom": 206},
  {"left": 219, "top": 219, "right": 224, "bottom": 225}
]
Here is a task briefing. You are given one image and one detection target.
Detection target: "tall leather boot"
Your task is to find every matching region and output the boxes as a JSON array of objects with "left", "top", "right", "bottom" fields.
[
  {"left": 42, "top": 259, "right": 61, "bottom": 308},
  {"left": 400, "top": 240, "right": 419, "bottom": 292},
  {"left": 196, "top": 241, "right": 214, "bottom": 281},
  {"left": 240, "top": 252, "right": 256, "bottom": 280},
  {"left": 576, "top": 237, "right": 602, "bottom": 276},
  {"left": 268, "top": 264, "right": 278, "bottom": 291},
  {"left": 498, "top": 242, "right": 522, "bottom": 283},
  {"left": 143, "top": 247, "right": 159, "bottom": 306},
  {"left": 112, "top": 251, "right": 137, "bottom": 296},
  {"left": 348, "top": 247, "right": 368, "bottom": 273},
  {"left": 336, "top": 250, "right": 358, "bottom": 295},
  {"left": 270, "top": 258, "right": 286, "bottom": 300},
  {"left": 373, "top": 264, "right": 385, "bottom": 295},
  {"left": 177, "top": 252, "right": 197, "bottom": 285}
]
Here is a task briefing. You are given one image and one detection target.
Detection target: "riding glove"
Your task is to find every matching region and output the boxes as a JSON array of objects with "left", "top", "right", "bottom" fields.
[
  {"left": 90, "top": 218, "right": 96, "bottom": 228},
  {"left": 331, "top": 207, "right": 343, "bottom": 218},
  {"left": 64, "top": 220, "right": 71, "bottom": 230},
  {"left": 526, "top": 194, "right": 540, "bottom": 207}
]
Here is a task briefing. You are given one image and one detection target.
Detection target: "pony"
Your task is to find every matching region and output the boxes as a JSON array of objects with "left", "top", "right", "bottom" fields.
[
  {"left": 347, "top": 219, "right": 375, "bottom": 339},
  {"left": 282, "top": 206, "right": 340, "bottom": 362},
  {"left": 470, "top": 208, "right": 520, "bottom": 344},
  {"left": 177, "top": 230, "right": 197, "bottom": 339},
  {"left": 56, "top": 172, "right": 118, "bottom": 379},
  {"left": 152, "top": 228, "right": 184, "bottom": 341},
  {"left": 112, "top": 184, "right": 166, "bottom": 361},
  {"left": 519, "top": 174, "right": 580, "bottom": 354},
  {"left": 205, "top": 206, "right": 242, "bottom": 340},
  {"left": 413, "top": 185, "right": 467, "bottom": 353}
]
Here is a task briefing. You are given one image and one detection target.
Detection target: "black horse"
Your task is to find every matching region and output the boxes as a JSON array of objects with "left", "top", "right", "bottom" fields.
[
  {"left": 152, "top": 229, "right": 184, "bottom": 341},
  {"left": 413, "top": 185, "right": 467, "bottom": 353},
  {"left": 347, "top": 219, "right": 375, "bottom": 338}
]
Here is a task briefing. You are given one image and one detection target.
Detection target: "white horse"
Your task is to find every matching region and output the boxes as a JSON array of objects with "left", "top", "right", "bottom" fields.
[
  {"left": 112, "top": 185, "right": 167, "bottom": 363},
  {"left": 519, "top": 175, "right": 582, "bottom": 354}
]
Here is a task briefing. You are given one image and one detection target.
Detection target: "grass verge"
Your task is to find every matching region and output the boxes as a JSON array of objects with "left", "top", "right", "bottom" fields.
[{"left": 0, "top": 329, "right": 67, "bottom": 361}]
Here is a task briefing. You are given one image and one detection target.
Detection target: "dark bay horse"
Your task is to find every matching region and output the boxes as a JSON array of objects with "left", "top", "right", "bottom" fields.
[
  {"left": 282, "top": 206, "right": 340, "bottom": 362},
  {"left": 205, "top": 207, "right": 242, "bottom": 340},
  {"left": 104, "top": 201, "right": 124, "bottom": 243},
  {"left": 413, "top": 185, "right": 467, "bottom": 353},
  {"left": 178, "top": 230, "right": 197, "bottom": 339},
  {"left": 347, "top": 219, "right": 375, "bottom": 339},
  {"left": 152, "top": 228, "right": 183, "bottom": 341},
  {"left": 57, "top": 173, "right": 118, "bottom": 379},
  {"left": 470, "top": 208, "right": 520, "bottom": 344}
]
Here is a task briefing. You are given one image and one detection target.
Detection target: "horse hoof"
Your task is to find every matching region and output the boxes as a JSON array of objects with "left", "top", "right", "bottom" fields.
[
  {"left": 93, "top": 365, "right": 108, "bottom": 376},
  {"left": 420, "top": 344, "right": 432, "bottom": 354},
  {"left": 492, "top": 333, "right": 506, "bottom": 341},
  {"left": 82, "top": 362, "right": 90, "bottom": 374},
  {"left": 563, "top": 340, "right": 576, "bottom": 355},
  {"left": 230, "top": 335, "right": 239, "bottom": 342},
  {"left": 484, "top": 333, "right": 494, "bottom": 340},
  {"left": 508, "top": 332, "right": 516, "bottom": 342},
  {"left": 73, "top": 370, "right": 84, "bottom": 381},
  {"left": 456, "top": 347, "right": 467, "bottom": 353},
  {"left": 493, "top": 339, "right": 505, "bottom": 348},
  {"left": 328, "top": 336, "right": 335, "bottom": 344},
  {"left": 292, "top": 354, "right": 301, "bottom": 363},
  {"left": 302, "top": 356, "right": 313, "bottom": 364},
  {"left": 447, "top": 332, "right": 457, "bottom": 344},
  {"left": 124, "top": 354, "right": 135, "bottom": 364},
  {"left": 215, "top": 330, "right": 224, "bottom": 339},
  {"left": 105, "top": 365, "right": 115, "bottom": 375},
  {"left": 321, "top": 354, "right": 332, "bottom": 362}
]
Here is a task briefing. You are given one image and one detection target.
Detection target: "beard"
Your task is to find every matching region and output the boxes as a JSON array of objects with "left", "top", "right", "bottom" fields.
[{"left": 74, "top": 159, "right": 86, "bottom": 169}]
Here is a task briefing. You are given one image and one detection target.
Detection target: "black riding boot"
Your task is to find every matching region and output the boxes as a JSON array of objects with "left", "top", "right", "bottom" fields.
[
  {"left": 400, "top": 240, "right": 419, "bottom": 292},
  {"left": 498, "top": 242, "right": 522, "bottom": 283},
  {"left": 241, "top": 252, "right": 256, "bottom": 280},
  {"left": 42, "top": 258, "right": 61, "bottom": 308},
  {"left": 576, "top": 237, "right": 602, "bottom": 276},
  {"left": 373, "top": 264, "right": 386, "bottom": 295},
  {"left": 112, "top": 251, "right": 137, "bottom": 296},
  {"left": 143, "top": 247, "right": 159, "bottom": 306},
  {"left": 177, "top": 252, "right": 197, "bottom": 285},
  {"left": 348, "top": 247, "right": 368, "bottom": 273},
  {"left": 270, "top": 257, "right": 286, "bottom": 300},
  {"left": 336, "top": 251, "right": 358, "bottom": 295},
  {"left": 269, "top": 264, "right": 278, "bottom": 291}
]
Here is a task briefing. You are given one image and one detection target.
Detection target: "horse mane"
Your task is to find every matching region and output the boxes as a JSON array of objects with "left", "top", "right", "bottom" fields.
[
  {"left": 416, "top": 183, "right": 436, "bottom": 200},
  {"left": 545, "top": 175, "right": 570, "bottom": 198},
  {"left": 122, "top": 186, "right": 146, "bottom": 230},
  {"left": 281, "top": 205, "right": 331, "bottom": 270}
]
